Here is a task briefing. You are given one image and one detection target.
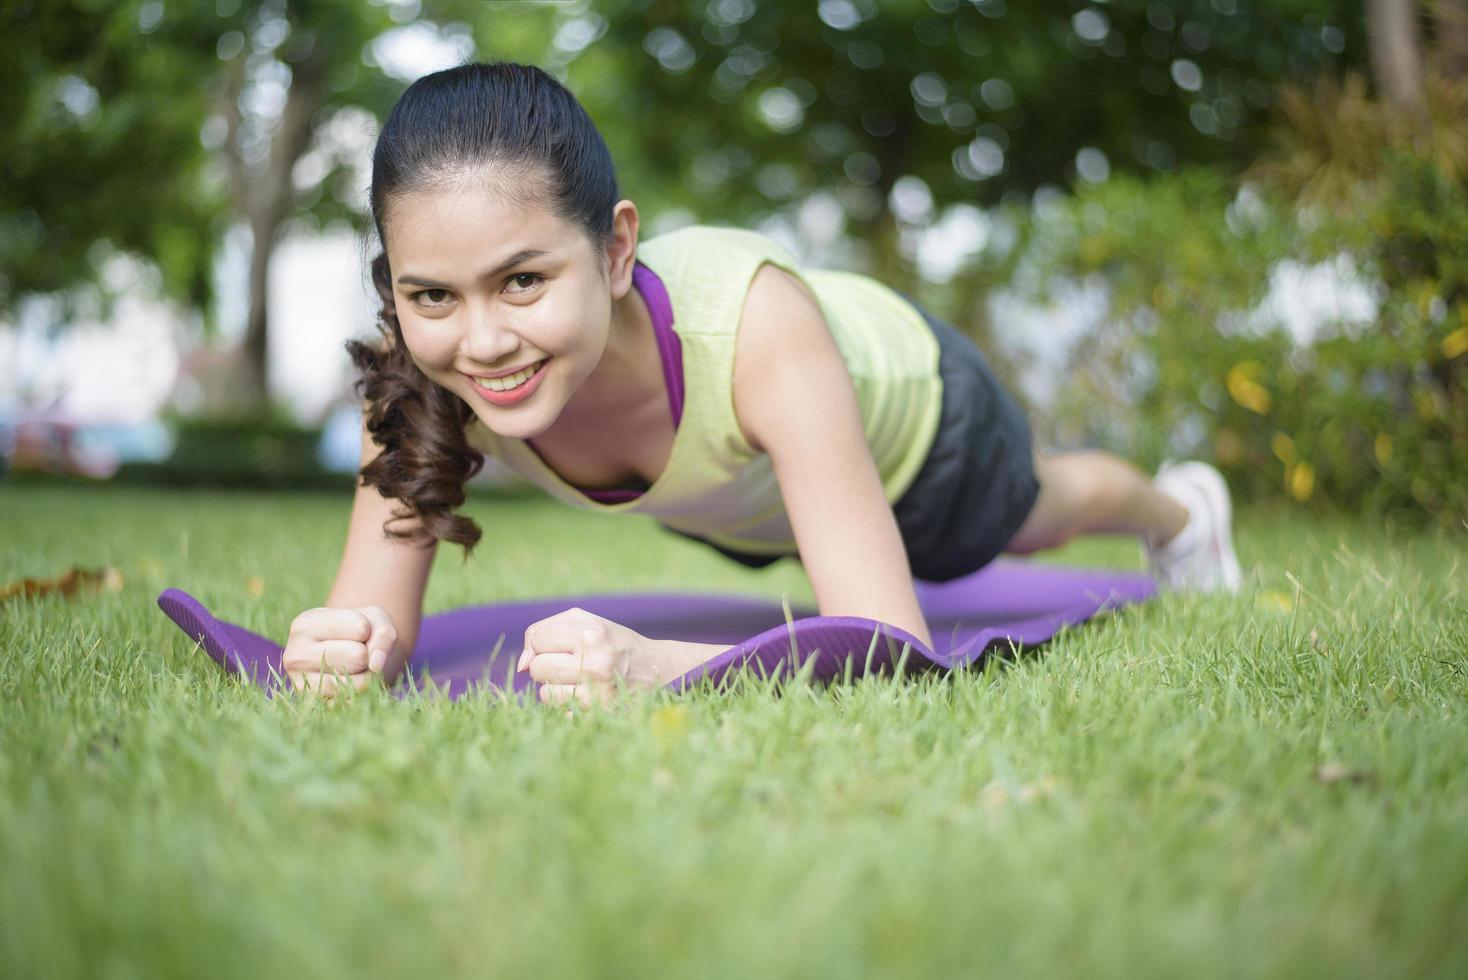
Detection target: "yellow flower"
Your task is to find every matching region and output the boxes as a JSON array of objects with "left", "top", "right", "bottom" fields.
[
  {"left": 1288, "top": 462, "right": 1315, "bottom": 502},
  {"left": 1443, "top": 327, "right": 1468, "bottom": 359},
  {"left": 649, "top": 705, "right": 689, "bottom": 742},
  {"left": 1415, "top": 389, "right": 1439, "bottom": 420},
  {"left": 1226, "top": 362, "right": 1272, "bottom": 415},
  {"left": 1258, "top": 590, "right": 1295, "bottom": 613},
  {"left": 1415, "top": 282, "right": 1438, "bottom": 317},
  {"left": 1270, "top": 432, "right": 1296, "bottom": 464}
]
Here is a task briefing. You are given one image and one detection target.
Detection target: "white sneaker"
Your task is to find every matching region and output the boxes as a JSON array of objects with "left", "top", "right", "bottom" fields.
[{"left": 1145, "top": 460, "right": 1243, "bottom": 593}]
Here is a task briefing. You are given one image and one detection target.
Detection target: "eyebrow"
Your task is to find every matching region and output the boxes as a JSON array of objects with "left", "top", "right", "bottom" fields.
[{"left": 396, "top": 249, "right": 549, "bottom": 288}]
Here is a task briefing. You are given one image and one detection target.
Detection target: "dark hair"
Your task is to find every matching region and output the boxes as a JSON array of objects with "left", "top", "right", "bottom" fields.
[{"left": 344, "top": 61, "right": 620, "bottom": 556}]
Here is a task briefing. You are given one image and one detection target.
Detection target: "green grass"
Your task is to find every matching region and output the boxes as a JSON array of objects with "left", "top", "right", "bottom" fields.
[{"left": 2, "top": 482, "right": 1465, "bottom": 979}]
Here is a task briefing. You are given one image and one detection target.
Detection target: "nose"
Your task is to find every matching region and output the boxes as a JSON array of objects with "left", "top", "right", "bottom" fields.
[{"left": 461, "top": 301, "right": 522, "bottom": 366}]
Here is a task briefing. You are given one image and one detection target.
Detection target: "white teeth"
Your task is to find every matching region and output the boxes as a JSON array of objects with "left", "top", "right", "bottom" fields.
[{"left": 474, "top": 361, "right": 542, "bottom": 392}]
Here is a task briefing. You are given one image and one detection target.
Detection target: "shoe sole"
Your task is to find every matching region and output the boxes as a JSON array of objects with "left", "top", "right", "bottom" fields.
[{"left": 1171, "top": 462, "right": 1243, "bottom": 592}]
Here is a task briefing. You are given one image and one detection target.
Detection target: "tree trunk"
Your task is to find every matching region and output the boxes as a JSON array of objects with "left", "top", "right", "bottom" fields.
[
  {"left": 1368, "top": 0, "right": 1426, "bottom": 109},
  {"left": 236, "top": 44, "right": 328, "bottom": 412},
  {"left": 1435, "top": 0, "right": 1468, "bottom": 79},
  {"left": 239, "top": 216, "right": 275, "bottom": 409}
]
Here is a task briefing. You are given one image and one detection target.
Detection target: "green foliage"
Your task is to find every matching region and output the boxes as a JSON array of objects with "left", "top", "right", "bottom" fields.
[
  {"left": 567, "top": 0, "right": 1361, "bottom": 239},
  {"left": 0, "top": 0, "right": 1364, "bottom": 318},
  {"left": 0, "top": 0, "right": 403, "bottom": 324},
  {"left": 0, "top": 0, "right": 226, "bottom": 313},
  {"left": 1016, "top": 156, "right": 1468, "bottom": 527},
  {"left": 1299, "top": 151, "right": 1468, "bottom": 521}
]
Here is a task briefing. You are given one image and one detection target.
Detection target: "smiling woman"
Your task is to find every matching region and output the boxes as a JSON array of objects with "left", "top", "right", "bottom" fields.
[
  {"left": 295, "top": 60, "right": 1240, "bottom": 707},
  {"left": 342, "top": 62, "right": 629, "bottom": 557}
]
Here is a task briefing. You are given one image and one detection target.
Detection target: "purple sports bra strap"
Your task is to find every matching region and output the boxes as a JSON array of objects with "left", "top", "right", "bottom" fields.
[
  {"left": 633, "top": 260, "right": 684, "bottom": 427},
  {"left": 576, "top": 261, "right": 682, "bottom": 504}
]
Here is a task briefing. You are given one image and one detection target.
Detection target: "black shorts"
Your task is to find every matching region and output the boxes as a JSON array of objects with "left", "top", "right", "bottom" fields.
[{"left": 662, "top": 298, "right": 1041, "bottom": 582}]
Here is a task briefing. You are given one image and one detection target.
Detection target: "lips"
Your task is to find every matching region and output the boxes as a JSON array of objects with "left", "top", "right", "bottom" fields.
[
  {"left": 465, "top": 358, "right": 550, "bottom": 407},
  {"left": 466, "top": 361, "right": 544, "bottom": 381}
]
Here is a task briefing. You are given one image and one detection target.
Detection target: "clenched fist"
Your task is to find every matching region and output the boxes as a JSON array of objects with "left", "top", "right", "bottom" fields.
[
  {"left": 518, "top": 607, "right": 662, "bottom": 707},
  {"left": 282, "top": 604, "right": 404, "bottom": 697}
]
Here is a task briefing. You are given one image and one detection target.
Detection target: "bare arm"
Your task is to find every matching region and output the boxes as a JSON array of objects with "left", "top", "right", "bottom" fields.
[
  {"left": 731, "top": 264, "right": 932, "bottom": 649},
  {"left": 323, "top": 402, "right": 439, "bottom": 661},
  {"left": 628, "top": 264, "right": 932, "bottom": 683}
]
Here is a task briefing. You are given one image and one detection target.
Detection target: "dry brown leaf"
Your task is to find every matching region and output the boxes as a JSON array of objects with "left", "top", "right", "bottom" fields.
[{"left": 0, "top": 565, "right": 124, "bottom": 603}]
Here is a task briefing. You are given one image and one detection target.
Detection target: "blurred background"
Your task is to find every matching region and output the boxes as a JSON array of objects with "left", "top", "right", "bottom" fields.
[{"left": 1, "top": 0, "right": 1463, "bottom": 526}]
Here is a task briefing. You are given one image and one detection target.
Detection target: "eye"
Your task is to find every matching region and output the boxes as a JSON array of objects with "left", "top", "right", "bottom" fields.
[
  {"left": 411, "top": 288, "right": 452, "bottom": 307},
  {"left": 506, "top": 272, "right": 543, "bottom": 294}
]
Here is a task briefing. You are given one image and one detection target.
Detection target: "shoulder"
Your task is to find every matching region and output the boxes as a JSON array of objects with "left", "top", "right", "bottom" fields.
[
  {"left": 741, "top": 261, "right": 821, "bottom": 326},
  {"left": 637, "top": 223, "right": 801, "bottom": 275},
  {"left": 732, "top": 263, "right": 843, "bottom": 454}
]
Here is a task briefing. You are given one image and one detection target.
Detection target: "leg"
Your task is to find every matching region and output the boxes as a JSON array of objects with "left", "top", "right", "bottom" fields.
[{"left": 1004, "top": 449, "right": 1188, "bottom": 555}]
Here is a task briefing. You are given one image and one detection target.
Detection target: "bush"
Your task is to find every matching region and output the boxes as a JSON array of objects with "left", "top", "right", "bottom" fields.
[
  {"left": 1013, "top": 156, "right": 1467, "bottom": 528},
  {"left": 113, "top": 411, "right": 353, "bottom": 492}
]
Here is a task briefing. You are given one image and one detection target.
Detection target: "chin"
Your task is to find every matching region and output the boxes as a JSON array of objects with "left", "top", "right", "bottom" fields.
[
  {"left": 468, "top": 401, "right": 559, "bottom": 441},
  {"left": 481, "top": 416, "right": 549, "bottom": 441}
]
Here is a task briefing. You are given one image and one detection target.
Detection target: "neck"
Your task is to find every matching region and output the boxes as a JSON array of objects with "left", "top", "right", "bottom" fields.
[{"left": 547, "top": 271, "right": 660, "bottom": 435}]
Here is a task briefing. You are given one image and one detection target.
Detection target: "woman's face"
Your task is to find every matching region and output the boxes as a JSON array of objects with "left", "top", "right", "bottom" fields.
[{"left": 382, "top": 175, "right": 616, "bottom": 440}]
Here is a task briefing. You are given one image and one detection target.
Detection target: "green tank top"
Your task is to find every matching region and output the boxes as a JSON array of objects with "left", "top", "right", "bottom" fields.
[{"left": 464, "top": 224, "right": 943, "bottom": 557}]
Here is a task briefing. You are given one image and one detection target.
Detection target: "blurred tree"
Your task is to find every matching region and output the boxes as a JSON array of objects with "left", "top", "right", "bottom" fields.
[
  {"left": 0, "top": 0, "right": 223, "bottom": 318},
  {"left": 531, "top": 0, "right": 1370, "bottom": 291},
  {"left": 0, "top": 0, "right": 410, "bottom": 412},
  {"left": 210, "top": 0, "right": 402, "bottom": 410},
  {"left": 2, "top": 0, "right": 1378, "bottom": 415}
]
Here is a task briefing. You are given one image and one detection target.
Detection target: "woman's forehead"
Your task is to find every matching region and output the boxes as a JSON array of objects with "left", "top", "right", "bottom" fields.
[{"left": 384, "top": 177, "right": 581, "bottom": 260}]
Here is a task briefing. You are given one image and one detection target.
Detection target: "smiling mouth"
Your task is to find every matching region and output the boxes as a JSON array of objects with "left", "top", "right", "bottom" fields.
[{"left": 469, "top": 359, "right": 548, "bottom": 392}]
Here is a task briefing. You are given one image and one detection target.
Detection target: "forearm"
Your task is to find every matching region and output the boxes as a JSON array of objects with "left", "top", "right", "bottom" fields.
[{"left": 638, "top": 638, "right": 730, "bottom": 686}]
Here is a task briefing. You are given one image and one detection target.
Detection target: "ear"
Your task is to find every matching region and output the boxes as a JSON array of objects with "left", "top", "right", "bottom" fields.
[{"left": 605, "top": 199, "right": 640, "bottom": 299}]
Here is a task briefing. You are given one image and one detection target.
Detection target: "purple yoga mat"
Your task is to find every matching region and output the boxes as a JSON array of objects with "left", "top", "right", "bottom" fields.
[{"left": 156, "top": 561, "right": 1155, "bottom": 699}]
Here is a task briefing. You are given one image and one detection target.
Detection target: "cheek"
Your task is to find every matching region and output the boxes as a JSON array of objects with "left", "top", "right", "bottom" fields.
[
  {"left": 399, "top": 317, "right": 456, "bottom": 370},
  {"left": 542, "top": 282, "right": 609, "bottom": 354}
]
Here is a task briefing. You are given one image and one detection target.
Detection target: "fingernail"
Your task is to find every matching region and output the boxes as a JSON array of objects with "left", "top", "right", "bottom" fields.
[
  {"left": 516, "top": 650, "right": 529, "bottom": 672},
  {"left": 369, "top": 648, "right": 386, "bottom": 672}
]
